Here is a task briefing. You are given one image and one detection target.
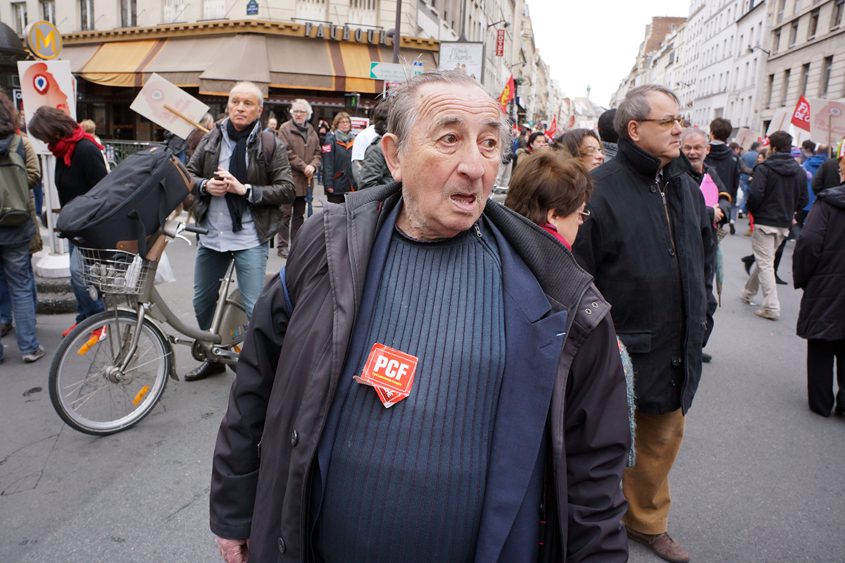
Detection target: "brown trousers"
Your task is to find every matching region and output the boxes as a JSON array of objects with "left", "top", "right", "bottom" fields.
[
  {"left": 277, "top": 196, "right": 307, "bottom": 252},
  {"left": 622, "top": 408, "right": 686, "bottom": 535}
]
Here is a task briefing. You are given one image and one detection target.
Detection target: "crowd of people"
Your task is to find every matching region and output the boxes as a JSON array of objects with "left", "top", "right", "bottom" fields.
[{"left": 1, "top": 69, "right": 843, "bottom": 563}]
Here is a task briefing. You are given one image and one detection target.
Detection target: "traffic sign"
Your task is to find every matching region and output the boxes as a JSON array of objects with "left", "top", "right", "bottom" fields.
[{"left": 369, "top": 62, "right": 422, "bottom": 82}]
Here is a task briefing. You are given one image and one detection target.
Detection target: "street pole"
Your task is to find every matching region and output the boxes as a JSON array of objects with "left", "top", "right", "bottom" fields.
[{"left": 392, "top": 0, "right": 401, "bottom": 63}]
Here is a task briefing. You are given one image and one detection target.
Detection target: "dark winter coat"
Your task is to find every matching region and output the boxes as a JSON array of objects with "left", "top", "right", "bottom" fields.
[
  {"left": 573, "top": 138, "right": 715, "bottom": 415},
  {"left": 811, "top": 156, "right": 841, "bottom": 196},
  {"left": 277, "top": 120, "right": 321, "bottom": 196},
  {"left": 358, "top": 137, "right": 393, "bottom": 190},
  {"left": 188, "top": 120, "right": 296, "bottom": 243},
  {"left": 793, "top": 184, "right": 845, "bottom": 341},
  {"left": 54, "top": 137, "right": 108, "bottom": 207},
  {"left": 210, "top": 182, "right": 631, "bottom": 562},
  {"left": 320, "top": 131, "right": 355, "bottom": 195},
  {"left": 746, "top": 152, "right": 809, "bottom": 228},
  {"left": 705, "top": 142, "right": 742, "bottom": 202}
]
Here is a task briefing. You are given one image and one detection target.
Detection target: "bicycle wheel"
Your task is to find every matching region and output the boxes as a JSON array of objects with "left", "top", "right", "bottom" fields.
[{"left": 48, "top": 309, "right": 172, "bottom": 436}]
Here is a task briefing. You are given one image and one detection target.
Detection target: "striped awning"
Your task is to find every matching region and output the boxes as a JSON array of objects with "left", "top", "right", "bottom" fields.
[{"left": 59, "top": 34, "right": 436, "bottom": 95}]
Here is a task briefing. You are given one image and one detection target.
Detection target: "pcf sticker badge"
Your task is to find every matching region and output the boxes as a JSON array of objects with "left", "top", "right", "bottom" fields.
[{"left": 354, "top": 343, "right": 418, "bottom": 408}]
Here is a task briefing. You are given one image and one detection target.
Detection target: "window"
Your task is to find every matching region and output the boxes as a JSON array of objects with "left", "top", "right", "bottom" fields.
[
  {"left": 808, "top": 9, "right": 819, "bottom": 39},
  {"left": 120, "top": 0, "right": 137, "bottom": 27},
  {"left": 80, "top": 0, "right": 95, "bottom": 30},
  {"left": 794, "top": 0, "right": 802, "bottom": 15},
  {"left": 801, "top": 63, "right": 811, "bottom": 96},
  {"left": 821, "top": 56, "right": 833, "bottom": 94},
  {"left": 767, "top": 74, "right": 775, "bottom": 108},
  {"left": 40, "top": 0, "right": 55, "bottom": 23},
  {"left": 777, "top": 0, "right": 786, "bottom": 23},
  {"left": 832, "top": 0, "right": 845, "bottom": 30},
  {"left": 164, "top": 0, "right": 186, "bottom": 23},
  {"left": 773, "top": 29, "right": 781, "bottom": 53},
  {"left": 789, "top": 20, "right": 799, "bottom": 47},
  {"left": 204, "top": 0, "right": 226, "bottom": 19},
  {"left": 782, "top": 69, "right": 791, "bottom": 106},
  {"left": 12, "top": 2, "right": 27, "bottom": 34},
  {"left": 726, "top": 70, "right": 730, "bottom": 91}
]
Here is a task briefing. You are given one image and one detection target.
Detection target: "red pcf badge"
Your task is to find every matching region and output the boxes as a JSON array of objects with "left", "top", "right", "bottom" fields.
[{"left": 354, "top": 343, "right": 418, "bottom": 408}]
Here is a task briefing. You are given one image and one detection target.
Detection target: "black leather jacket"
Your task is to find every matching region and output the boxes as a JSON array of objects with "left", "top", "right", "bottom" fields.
[{"left": 188, "top": 120, "right": 296, "bottom": 243}]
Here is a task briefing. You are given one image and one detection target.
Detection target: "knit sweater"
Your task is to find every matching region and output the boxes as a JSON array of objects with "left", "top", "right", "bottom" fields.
[{"left": 315, "top": 221, "right": 506, "bottom": 563}]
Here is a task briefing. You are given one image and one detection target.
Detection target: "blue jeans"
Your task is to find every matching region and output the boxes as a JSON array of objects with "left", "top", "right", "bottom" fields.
[
  {"left": 68, "top": 242, "right": 105, "bottom": 324},
  {"left": 0, "top": 258, "right": 37, "bottom": 324},
  {"left": 0, "top": 242, "right": 40, "bottom": 359},
  {"left": 192, "top": 241, "right": 269, "bottom": 331}
]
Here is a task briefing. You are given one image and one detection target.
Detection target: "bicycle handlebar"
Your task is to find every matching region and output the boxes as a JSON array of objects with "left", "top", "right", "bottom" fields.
[{"left": 183, "top": 225, "right": 209, "bottom": 235}]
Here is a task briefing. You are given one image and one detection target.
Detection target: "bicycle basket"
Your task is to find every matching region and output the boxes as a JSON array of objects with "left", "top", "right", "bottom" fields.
[{"left": 76, "top": 248, "right": 157, "bottom": 295}]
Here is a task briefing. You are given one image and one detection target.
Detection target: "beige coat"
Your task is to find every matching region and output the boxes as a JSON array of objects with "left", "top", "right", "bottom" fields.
[{"left": 277, "top": 119, "right": 321, "bottom": 197}]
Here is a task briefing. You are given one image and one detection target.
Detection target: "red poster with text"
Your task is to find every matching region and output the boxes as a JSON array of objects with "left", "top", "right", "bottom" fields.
[{"left": 792, "top": 95, "right": 811, "bottom": 132}]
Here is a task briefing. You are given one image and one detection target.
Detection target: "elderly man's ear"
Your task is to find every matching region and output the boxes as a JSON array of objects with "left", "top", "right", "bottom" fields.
[{"left": 382, "top": 134, "right": 403, "bottom": 183}]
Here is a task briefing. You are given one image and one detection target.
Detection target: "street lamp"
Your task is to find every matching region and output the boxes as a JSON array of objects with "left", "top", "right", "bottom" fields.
[
  {"left": 747, "top": 45, "right": 771, "bottom": 55},
  {"left": 487, "top": 20, "right": 511, "bottom": 28}
]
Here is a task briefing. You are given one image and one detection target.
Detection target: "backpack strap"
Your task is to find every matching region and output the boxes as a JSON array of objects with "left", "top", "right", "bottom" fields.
[{"left": 279, "top": 266, "right": 293, "bottom": 316}]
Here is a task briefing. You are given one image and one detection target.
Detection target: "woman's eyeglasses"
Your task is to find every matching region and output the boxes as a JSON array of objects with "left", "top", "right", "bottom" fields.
[
  {"left": 577, "top": 209, "right": 591, "bottom": 219},
  {"left": 581, "top": 146, "right": 605, "bottom": 157}
]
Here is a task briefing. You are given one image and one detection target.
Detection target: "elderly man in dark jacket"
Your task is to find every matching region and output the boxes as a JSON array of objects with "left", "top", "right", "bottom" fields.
[
  {"left": 573, "top": 84, "right": 714, "bottom": 563},
  {"left": 276, "top": 99, "right": 321, "bottom": 257},
  {"left": 184, "top": 81, "right": 295, "bottom": 381},
  {"left": 793, "top": 174, "right": 845, "bottom": 417},
  {"left": 211, "top": 71, "right": 631, "bottom": 563},
  {"left": 741, "top": 130, "right": 809, "bottom": 321}
]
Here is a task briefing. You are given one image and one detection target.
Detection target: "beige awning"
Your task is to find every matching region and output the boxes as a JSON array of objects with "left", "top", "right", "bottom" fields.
[{"left": 61, "top": 34, "right": 437, "bottom": 95}]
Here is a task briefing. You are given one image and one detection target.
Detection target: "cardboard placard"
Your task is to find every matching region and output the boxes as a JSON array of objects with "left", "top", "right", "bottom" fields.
[{"left": 130, "top": 73, "right": 209, "bottom": 140}]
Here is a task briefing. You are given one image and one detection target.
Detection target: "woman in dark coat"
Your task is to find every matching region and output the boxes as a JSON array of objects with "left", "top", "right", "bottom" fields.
[
  {"left": 28, "top": 106, "right": 108, "bottom": 332},
  {"left": 793, "top": 160, "right": 845, "bottom": 417},
  {"left": 321, "top": 112, "right": 355, "bottom": 204}
]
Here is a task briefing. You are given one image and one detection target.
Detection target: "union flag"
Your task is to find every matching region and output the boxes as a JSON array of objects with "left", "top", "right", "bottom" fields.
[{"left": 499, "top": 74, "right": 515, "bottom": 114}]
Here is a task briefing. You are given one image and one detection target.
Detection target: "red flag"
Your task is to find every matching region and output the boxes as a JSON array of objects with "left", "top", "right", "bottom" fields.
[
  {"left": 792, "top": 95, "right": 811, "bottom": 132},
  {"left": 545, "top": 116, "right": 558, "bottom": 141},
  {"left": 499, "top": 74, "right": 515, "bottom": 114}
]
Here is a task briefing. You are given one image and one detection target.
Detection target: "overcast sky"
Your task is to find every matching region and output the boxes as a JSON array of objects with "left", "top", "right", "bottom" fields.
[{"left": 530, "top": 0, "right": 689, "bottom": 107}]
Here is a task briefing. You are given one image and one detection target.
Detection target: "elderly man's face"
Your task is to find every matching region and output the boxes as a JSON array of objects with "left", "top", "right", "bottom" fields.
[
  {"left": 630, "top": 91, "right": 684, "bottom": 168},
  {"left": 228, "top": 85, "right": 261, "bottom": 131},
  {"left": 681, "top": 134, "right": 709, "bottom": 173},
  {"left": 384, "top": 83, "right": 503, "bottom": 240},
  {"left": 292, "top": 105, "right": 308, "bottom": 126},
  {"left": 267, "top": 117, "right": 277, "bottom": 130}
]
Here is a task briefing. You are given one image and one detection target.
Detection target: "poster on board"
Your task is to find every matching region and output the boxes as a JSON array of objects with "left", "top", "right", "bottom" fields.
[
  {"left": 130, "top": 73, "right": 210, "bottom": 140},
  {"left": 438, "top": 41, "right": 484, "bottom": 83},
  {"left": 17, "top": 60, "right": 76, "bottom": 154}
]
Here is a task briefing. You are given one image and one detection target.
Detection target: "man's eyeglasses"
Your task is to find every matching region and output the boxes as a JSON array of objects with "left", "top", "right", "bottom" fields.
[
  {"left": 577, "top": 209, "right": 591, "bottom": 219},
  {"left": 292, "top": 110, "right": 307, "bottom": 115},
  {"left": 638, "top": 116, "right": 685, "bottom": 130}
]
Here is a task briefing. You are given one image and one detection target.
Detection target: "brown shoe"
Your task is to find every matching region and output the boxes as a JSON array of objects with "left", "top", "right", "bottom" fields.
[
  {"left": 743, "top": 229, "right": 753, "bottom": 236},
  {"left": 0, "top": 322, "right": 11, "bottom": 337},
  {"left": 755, "top": 309, "right": 778, "bottom": 321},
  {"left": 626, "top": 528, "right": 690, "bottom": 563},
  {"left": 183, "top": 360, "right": 226, "bottom": 382}
]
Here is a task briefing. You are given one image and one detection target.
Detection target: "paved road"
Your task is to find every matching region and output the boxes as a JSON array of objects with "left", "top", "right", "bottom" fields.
[{"left": 2, "top": 213, "right": 843, "bottom": 563}]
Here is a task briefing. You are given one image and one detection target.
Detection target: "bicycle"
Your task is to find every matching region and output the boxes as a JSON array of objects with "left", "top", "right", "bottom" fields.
[{"left": 48, "top": 219, "right": 252, "bottom": 436}]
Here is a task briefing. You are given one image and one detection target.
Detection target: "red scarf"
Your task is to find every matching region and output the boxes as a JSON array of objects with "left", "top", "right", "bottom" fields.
[{"left": 49, "top": 126, "right": 104, "bottom": 167}]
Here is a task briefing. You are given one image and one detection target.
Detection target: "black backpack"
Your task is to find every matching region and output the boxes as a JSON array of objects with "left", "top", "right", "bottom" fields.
[{"left": 57, "top": 146, "right": 192, "bottom": 257}]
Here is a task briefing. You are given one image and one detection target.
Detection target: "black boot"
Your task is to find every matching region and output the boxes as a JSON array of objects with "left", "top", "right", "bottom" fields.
[
  {"left": 184, "top": 360, "right": 226, "bottom": 382},
  {"left": 741, "top": 255, "right": 755, "bottom": 275}
]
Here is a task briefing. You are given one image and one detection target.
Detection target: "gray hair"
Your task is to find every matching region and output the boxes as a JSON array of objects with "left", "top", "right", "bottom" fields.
[
  {"left": 292, "top": 98, "right": 313, "bottom": 120},
  {"left": 614, "top": 84, "right": 681, "bottom": 141},
  {"left": 228, "top": 81, "right": 264, "bottom": 109},
  {"left": 199, "top": 112, "right": 214, "bottom": 129},
  {"left": 387, "top": 70, "right": 513, "bottom": 159},
  {"left": 680, "top": 128, "right": 708, "bottom": 145}
]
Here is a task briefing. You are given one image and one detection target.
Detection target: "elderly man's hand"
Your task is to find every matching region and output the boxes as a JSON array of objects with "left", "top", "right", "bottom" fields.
[
  {"left": 216, "top": 168, "right": 247, "bottom": 196},
  {"left": 206, "top": 178, "right": 229, "bottom": 197},
  {"left": 713, "top": 205, "right": 724, "bottom": 223},
  {"left": 217, "top": 537, "right": 249, "bottom": 563},
  {"left": 304, "top": 165, "right": 316, "bottom": 178}
]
